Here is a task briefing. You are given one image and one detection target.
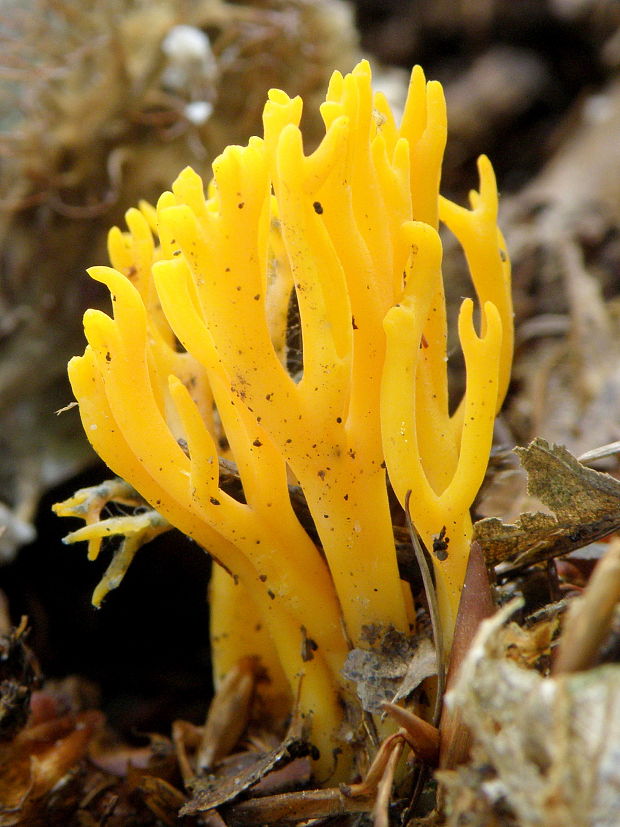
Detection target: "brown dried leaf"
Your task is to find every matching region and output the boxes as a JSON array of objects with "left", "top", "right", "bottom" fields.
[
  {"left": 475, "top": 438, "right": 620, "bottom": 571},
  {"left": 439, "top": 542, "right": 496, "bottom": 770},
  {"left": 0, "top": 616, "right": 40, "bottom": 742},
  {"left": 130, "top": 774, "right": 186, "bottom": 826},
  {"left": 380, "top": 705, "right": 440, "bottom": 766},
  {"left": 197, "top": 656, "right": 258, "bottom": 772},
  {"left": 503, "top": 618, "right": 559, "bottom": 669},
  {"left": 180, "top": 714, "right": 314, "bottom": 816},
  {"left": 372, "top": 736, "right": 404, "bottom": 827},
  {"left": 224, "top": 786, "right": 374, "bottom": 825},
  {"left": 0, "top": 708, "right": 102, "bottom": 824},
  {"left": 441, "top": 602, "right": 620, "bottom": 826},
  {"left": 554, "top": 536, "right": 620, "bottom": 674},
  {"left": 341, "top": 627, "right": 436, "bottom": 714}
]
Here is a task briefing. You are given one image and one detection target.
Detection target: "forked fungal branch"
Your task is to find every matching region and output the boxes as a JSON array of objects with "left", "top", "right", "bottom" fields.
[{"left": 54, "top": 59, "right": 512, "bottom": 779}]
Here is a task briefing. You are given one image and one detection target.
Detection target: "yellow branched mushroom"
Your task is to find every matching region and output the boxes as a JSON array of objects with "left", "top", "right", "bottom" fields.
[
  {"left": 54, "top": 60, "right": 512, "bottom": 779},
  {"left": 382, "top": 154, "right": 512, "bottom": 649}
]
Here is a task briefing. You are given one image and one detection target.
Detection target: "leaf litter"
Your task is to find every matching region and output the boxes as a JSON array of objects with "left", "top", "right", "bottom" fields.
[{"left": 6, "top": 2, "right": 620, "bottom": 824}]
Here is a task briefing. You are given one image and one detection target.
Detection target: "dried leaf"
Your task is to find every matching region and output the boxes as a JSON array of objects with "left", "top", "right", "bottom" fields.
[
  {"left": 0, "top": 617, "right": 40, "bottom": 742},
  {"left": 341, "top": 628, "right": 436, "bottom": 714},
  {"left": 441, "top": 602, "right": 620, "bottom": 826},
  {"left": 0, "top": 708, "right": 102, "bottom": 823},
  {"left": 554, "top": 536, "right": 620, "bottom": 674},
  {"left": 131, "top": 774, "right": 186, "bottom": 826},
  {"left": 380, "top": 705, "right": 440, "bottom": 765},
  {"left": 180, "top": 715, "right": 314, "bottom": 815},
  {"left": 439, "top": 541, "right": 495, "bottom": 770},
  {"left": 224, "top": 786, "right": 374, "bottom": 825},
  {"left": 503, "top": 618, "right": 559, "bottom": 669},
  {"left": 475, "top": 438, "right": 620, "bottom": 571},
  {"left": 372, "top": 737, "right": 404, "bottom": 827},
  {"left": 197, "top": 657, "right": 258, "bottom": 772}
]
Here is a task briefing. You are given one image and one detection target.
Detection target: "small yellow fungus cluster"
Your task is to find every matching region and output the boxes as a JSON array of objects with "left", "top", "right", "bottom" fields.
[{"left": 55, "top": 60, "right": 512, "bottom": 777}]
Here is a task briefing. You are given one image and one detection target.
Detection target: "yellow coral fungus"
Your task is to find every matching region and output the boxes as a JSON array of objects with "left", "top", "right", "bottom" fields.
[{"left": 54, "top": 60, "right": 512, "bottom": 779}]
